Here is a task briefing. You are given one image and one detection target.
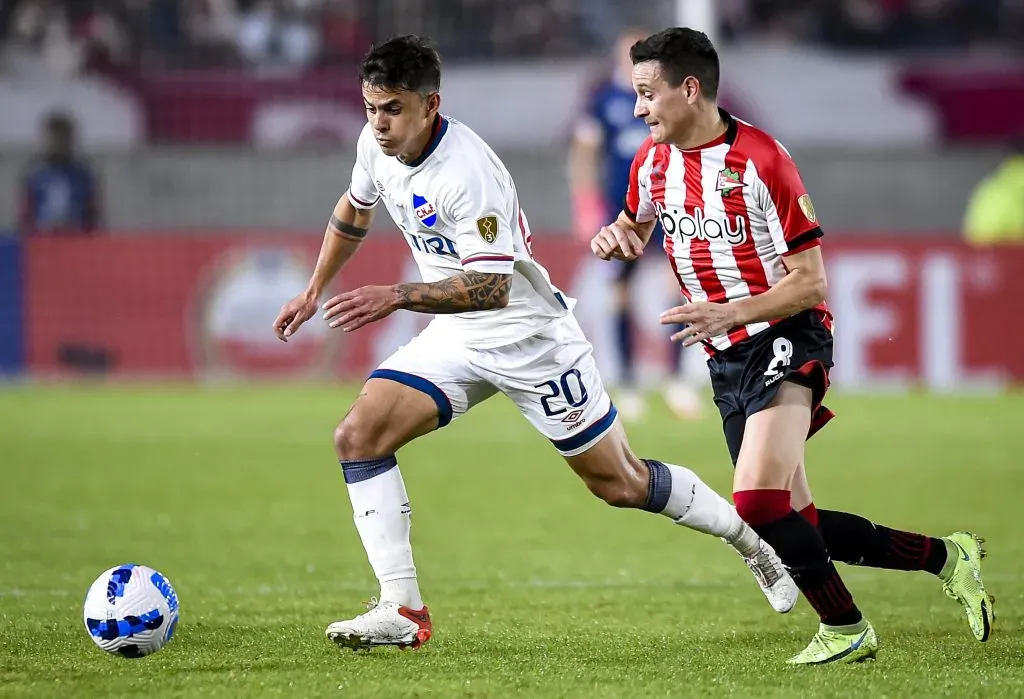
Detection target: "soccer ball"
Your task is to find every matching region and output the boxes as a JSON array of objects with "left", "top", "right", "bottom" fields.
[{"left": 82, "top": 564, "right": 180, "bottom": 658}]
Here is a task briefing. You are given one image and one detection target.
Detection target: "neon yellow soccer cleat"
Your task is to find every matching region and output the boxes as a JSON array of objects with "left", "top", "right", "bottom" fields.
[
  {"left": 941, "top": 532, "right": 995, "bottom": 642},
  {"left": 786, "top": 621, "right": 878, "bottom": 666}
]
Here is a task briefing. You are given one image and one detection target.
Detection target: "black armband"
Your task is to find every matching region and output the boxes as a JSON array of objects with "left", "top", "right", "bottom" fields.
[
  {"left": 329, "top": 215, "right": 368, "bottom": 240},
  {"left": 785, "top": 226, "right": 824, "bottom": 253}
]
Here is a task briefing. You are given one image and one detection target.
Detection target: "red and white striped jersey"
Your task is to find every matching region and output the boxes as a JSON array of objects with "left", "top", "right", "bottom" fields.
[{"left": 624, "top": 109, "right": 831, "bottom": 352}]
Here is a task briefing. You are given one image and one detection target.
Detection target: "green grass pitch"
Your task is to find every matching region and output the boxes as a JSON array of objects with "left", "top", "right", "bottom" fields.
[{"left": 0, "top": 384, "right": 1022, "bottom": 697}]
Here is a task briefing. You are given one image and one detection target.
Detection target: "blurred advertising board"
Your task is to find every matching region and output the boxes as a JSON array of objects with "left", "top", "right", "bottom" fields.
[{"left": 19, "top": 234, "right": 1024, "bottom": 391}]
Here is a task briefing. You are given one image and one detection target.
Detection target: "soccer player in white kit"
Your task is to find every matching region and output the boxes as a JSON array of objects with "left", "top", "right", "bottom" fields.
[{"left": 272, "top": 35, "right": 796, "bottom": 652}]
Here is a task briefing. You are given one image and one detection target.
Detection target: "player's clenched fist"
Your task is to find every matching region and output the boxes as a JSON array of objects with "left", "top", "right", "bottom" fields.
[
  {"left": 273, "top": 293, "right": 320, "bottom": 342},
  {"left": 590, "top": 222, "right": 645, "bottom": 261}
]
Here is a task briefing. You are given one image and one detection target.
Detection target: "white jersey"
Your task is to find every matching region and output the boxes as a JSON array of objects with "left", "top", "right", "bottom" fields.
[{"left": 347, "top": 116, "right": 573, "bottom": 349}]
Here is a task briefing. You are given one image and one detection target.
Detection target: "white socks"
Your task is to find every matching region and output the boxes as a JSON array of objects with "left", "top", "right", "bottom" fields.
[
  {"left": 344, "top": 461, "right": 425, "bottom": 610},
  {"left": 379, "top": 578, "right": 424, "bottom": 610},
  {"left": 659, "top": 462, "right": 761, "bottom": 557},
  {"left": 344, "top": 457, "right": 759, "bottom": 612}
]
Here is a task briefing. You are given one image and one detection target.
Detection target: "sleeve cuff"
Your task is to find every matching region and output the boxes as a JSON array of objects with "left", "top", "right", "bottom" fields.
[
  {"left": 783, "top": 226, "right": 823, "bottom": 256},
  {"left": 348, "top": 189, "right": 379, "bottom": 210},
  {"left": 461, "top": 253, "right": 515, "bottom": 274},
  {"left": 623, "top": 198, "right": 638, "bottom": 222}
]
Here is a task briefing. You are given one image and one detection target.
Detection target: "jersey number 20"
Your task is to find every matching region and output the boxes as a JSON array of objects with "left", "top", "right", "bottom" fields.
[{"left": 535, "top": 369, "right": 589, "bottom": 417}]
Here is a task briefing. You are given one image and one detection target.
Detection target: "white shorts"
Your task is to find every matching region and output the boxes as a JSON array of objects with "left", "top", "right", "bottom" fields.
[{"left": 371, "top": 315, "right": 617, "bottom": 456}]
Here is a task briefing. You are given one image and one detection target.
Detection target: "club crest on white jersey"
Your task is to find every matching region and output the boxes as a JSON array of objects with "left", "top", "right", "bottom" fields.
[{"left": 412, "top": 193, "right": 438, "bottom": 228}]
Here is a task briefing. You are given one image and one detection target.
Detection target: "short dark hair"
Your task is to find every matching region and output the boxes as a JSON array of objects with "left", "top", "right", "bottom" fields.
[
  {"left": 359, "top": 35, "right": 441, "bottom": 96},
  {"left": 630, "top": 28, "right": 719, "bottom": 98}
]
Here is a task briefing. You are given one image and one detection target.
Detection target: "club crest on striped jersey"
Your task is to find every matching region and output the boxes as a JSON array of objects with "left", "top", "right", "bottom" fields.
[
  {"left": 716, "top": 167, "right": 746, "bottom": 196},
  {"left": 412, "top": 193, "right": 437, "bottom": 228}
]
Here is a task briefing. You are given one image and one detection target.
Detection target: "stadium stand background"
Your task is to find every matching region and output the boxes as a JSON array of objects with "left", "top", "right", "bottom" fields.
[{"left": 1, "top": 0, "right": 1023, "bottom": 388}]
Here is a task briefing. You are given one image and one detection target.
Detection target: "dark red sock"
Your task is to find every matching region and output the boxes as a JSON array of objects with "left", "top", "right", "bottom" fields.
[
  {"left": 817, "top": 510, "right": 948, "bottom": 576},
  {"left": 799, "top": 503, "right": 819, "bottom": 528},
  {"left": 733, "top": 489, "right": 791, "bottom": 526},
  {"left": 735, "top": 490, "right": 862, "bottom": 627}
]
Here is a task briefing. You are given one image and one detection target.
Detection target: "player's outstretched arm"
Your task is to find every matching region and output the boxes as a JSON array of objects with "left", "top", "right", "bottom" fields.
[
  {"left": 394, "top": 271, "right": 512, "bottom": 313},
  {"left": 590, "top": 211, "right": 656, "bottom": 261},
  {"left": 661, "top": 246, "right": 828, "bottom": 346},
  {"left": 273, "top": 193, "right": 374, "bottom": 341},
  {"left": 320, "top": 270, "right": 512, "bottom": 333},
  {"left": 309, "top": 193, "right": 375, "bottom": 295},
  {"left": 729, "top": 245, "right": 827, "bottom": 325}
]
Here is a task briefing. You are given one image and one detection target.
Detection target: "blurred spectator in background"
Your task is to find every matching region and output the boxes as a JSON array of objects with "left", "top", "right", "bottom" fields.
[
  {"left": 319, "top": 0, "right": 371, "bottom": 65},
  {"left": 2, "top": 0, "right": 1019, "bottom": 74},
  {"left": 176, "top": 0, "right": 241, "bottom": 69},
  {"left": 236, "top": 0, "right": 321, "bottom": 70},
  {"left": 19, "top": 111, "right": 101, "bottom": 234},
  {"left": 889, "top": 0, "right": 970, "bottom": 50},
  {"left": 0, "top": 0, "right": 135, "bottom": 76},
  {"left": 962, "top": 139, "right": 1024, "bottom": 244},
  {"left": 819, "top": 0, "right": 895, "bottom": 49}
]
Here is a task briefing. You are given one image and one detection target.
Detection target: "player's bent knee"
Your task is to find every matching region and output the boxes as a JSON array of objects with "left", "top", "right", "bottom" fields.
[
  {"left": 333, "top": 378, "right": 443, "bottom": 461},
  {"left": 733, "top": 451, "right": 796, "bottom": 492},
  {"left": 333, "top": 412, "right": 394, "bottom": 461},
  {"left": 733, "top": 410, "right": 808, "bottom": 491}
]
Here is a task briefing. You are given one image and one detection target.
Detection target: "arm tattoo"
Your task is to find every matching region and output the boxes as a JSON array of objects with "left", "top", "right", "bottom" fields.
[
  {"left": 328, "top": 214, "right": 368, "bottom": 240},
  {"left": 393, "top": 271, "right": 512, "bottom": 314}
]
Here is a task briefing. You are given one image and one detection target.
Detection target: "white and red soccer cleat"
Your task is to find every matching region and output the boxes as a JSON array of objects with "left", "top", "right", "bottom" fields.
[{"left": 325, "top": 599, "right": 432, "bottom": 651}]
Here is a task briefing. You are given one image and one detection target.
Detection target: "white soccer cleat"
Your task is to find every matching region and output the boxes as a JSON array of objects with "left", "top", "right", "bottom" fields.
[
  {"left": 325, "top": 599, "right": 432, "bottom": 651},
  {"left": 743, "top": 539, "right": 799, "bottom": 614}
]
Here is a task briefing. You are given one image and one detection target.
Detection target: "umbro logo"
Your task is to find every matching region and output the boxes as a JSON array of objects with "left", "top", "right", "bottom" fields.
[{"left": 562, "top": 410, "right": 584, "bottom": 424}]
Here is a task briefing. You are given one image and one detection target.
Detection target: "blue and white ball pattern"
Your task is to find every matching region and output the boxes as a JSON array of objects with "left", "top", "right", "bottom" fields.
[{"left": 82, "top": 564, "right": 180, "bottom": 658}]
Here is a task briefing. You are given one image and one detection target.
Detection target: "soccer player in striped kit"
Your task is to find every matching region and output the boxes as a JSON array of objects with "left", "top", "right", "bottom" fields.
[{"left": 590, "top": 27, "right": 994, "bottom": 665}]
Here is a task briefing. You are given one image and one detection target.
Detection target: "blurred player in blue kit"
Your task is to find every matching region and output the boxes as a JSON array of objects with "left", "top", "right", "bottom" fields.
[{"left": 569, "top": 29, "right": 703, "bottom": 421}]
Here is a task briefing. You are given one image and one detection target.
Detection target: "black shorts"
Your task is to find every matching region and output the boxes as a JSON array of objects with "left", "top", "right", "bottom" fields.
[{"left": 708, "top": 310, "right": 835, "bottom": 465}]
